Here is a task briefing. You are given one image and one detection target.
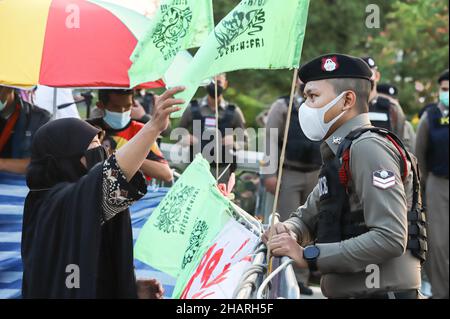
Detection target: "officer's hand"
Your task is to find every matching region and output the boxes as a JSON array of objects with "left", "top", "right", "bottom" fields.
[
  {"left": 268, "top": 233, "right": 308, "bottom": 269},
  {"left": 262, "top": 222, "right": 294, "bottom": 244}
]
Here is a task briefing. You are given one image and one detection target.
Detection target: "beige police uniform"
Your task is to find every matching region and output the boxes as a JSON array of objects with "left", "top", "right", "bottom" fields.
[
  {"left": 415, "top": 103, "right": 449, "bottom": 299},
  {"left": 263, "top": 95, "right": 320, "bottom": 221},
  {"left": 179, "top": 96, "right": 247, "bottom": 134},
  {"left": 378, "top": 93, "right": 416, "bottom": 154},
  {"left": 179, "top": 96, "right": 247, "bottom": 182},
  {"left": 369, "top": 95, "right": 415, "bottom": 150},
  {"left": 263, "top": 95, "right": 321, "bottom": 287},
  {"left": 404, "top": 121, "right": 417, "bottom": 155},
  {"left": 377, "top": 93, "right": 416, "bottom": 153},
  {"left": 284, "top": 114, "right": 421, "bottom": 298}
]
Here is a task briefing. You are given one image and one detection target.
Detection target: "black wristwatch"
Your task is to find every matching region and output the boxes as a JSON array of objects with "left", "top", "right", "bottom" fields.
[{"left": 303, "top": 245, "right": 320, "bottom": 272}]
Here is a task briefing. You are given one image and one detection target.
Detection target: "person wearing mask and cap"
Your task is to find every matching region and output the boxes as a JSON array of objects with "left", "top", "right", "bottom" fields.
[
  {"left": 361, "top": 57, "right": 413, "bottom": 152},
  {"left": 178, "top": 73, "right": 247, "bottom": 182},
  {"left": 262, "top": 54, "right": 427, "bottom": 299},
  {"left": 377, "top": 83, "right": 417, "bottom": 154},
  {"left": 262, "top": 80, "right": 322, "bottom": 295},
  {"left": 415, "top": 69, "right": 449, "bottom": 299},
  {"left": 21, "top": 87, "right": 185, "bottom": 298},
  {"left": 0, "top": 87, "right": 51, "bottom": 174},
  {"left": 377, "top": 83, "right": 399, "bottom": 103},
  {"left": 87, "top": 89, "right": 173, "bottom": 183}
]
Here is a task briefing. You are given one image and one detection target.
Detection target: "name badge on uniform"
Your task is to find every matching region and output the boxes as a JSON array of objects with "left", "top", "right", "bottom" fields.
[
  {"left": 318, "top": 176, "right": 329, "bottom": 198},
  {"left": 373, "top": 170, "right": 396, "bottom": 189},
  {"left": 204, "top": 117, "right": 217, "bottom": 128}
]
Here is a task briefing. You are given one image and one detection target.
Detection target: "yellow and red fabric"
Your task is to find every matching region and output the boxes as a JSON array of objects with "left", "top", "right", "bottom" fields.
[{"left": 0, "top": 0, "right": 164, "bottom": 89}]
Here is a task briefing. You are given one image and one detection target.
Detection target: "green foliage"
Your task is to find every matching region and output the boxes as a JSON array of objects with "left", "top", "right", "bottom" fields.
[
  {"left": 208, "top": 0, "right": 448, "bottom": 126},
  {"left": 369, "top": 0, "right": 449, "bottom": 113}
]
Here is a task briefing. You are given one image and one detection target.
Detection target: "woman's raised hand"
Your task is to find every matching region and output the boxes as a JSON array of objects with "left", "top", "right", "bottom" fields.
[
  {"left": 148, "top": 86, "right": 185, "bottom": 133},
  {"left": 115, "top": 87, "right": 185, "bottom": 181}
]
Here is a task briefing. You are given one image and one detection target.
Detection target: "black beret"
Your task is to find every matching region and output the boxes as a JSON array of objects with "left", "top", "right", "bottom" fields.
[
  {"left": 299, "top": 54, "right": 373, "bottom": 84},
  {"left": 361, "top": 56, "right": 377, "bottom": 69},
  {"left": 377, "top": 83, "right": 398, "bottom": 97},
  {"left": 438, "top": 69, "right": 449, "bottom": 84}
]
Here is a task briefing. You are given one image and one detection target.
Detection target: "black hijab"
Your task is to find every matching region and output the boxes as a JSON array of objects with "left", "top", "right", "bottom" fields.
[
  {"left": 22, "top": 118, "right": 138, "bottom": 299},
  {"left": 26, "top": 118, "right": 99, "bottom": 189}
]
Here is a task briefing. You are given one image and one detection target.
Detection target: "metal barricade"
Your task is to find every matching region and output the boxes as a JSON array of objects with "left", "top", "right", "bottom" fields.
[
  {"left": 165, "top": 147, "right": 300, "bottom": 299},
  {"left": 234, "top": 243, "right": 267, "bottom": 299},
  {"left": 234, "top": 243, "right": 300, "bottom": 300}
]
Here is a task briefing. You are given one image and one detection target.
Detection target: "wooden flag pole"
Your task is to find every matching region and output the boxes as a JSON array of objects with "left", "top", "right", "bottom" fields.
[
  {"left": 266, "top": 68, "right": 299, "bottom": 276},
  {"left": 214, "top": 77, "right": 220, "bottom": 181}
]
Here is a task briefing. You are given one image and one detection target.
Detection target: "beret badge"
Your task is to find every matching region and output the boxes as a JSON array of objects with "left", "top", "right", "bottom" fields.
[{"left": 322, "top": 57, "right": 339, "bottom": 72}]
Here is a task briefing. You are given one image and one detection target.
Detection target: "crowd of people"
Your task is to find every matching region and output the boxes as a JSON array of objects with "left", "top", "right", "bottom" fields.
[{"left": 0, "top": 52, "right": 448, "bottom": 299}]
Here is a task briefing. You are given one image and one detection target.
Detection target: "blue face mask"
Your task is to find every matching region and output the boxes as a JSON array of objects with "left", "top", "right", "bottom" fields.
[
  {"left": 440, "top": 91, "right": 449, "bottom": 108},
  {"left": 103, "top": 109, "right": 131, "bottom": 130}
]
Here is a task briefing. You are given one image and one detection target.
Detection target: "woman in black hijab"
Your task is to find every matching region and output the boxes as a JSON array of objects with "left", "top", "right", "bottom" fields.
[{"left": 21, "top": 87, "right": 185, "bottom": 299}]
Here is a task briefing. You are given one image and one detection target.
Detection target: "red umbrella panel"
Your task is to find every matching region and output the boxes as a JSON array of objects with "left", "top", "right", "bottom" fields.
[{"left": 0, "top": 0, "right": 164, "bottom": 89}]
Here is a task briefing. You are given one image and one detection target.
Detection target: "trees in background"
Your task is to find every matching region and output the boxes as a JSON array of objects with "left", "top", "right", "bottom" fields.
[{"left": 209, "top": 0, "right": 448, "bottom": 127}]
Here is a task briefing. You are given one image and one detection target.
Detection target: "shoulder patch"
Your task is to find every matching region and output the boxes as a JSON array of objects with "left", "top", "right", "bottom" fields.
[{"left": 373, "top": 170, "right": 396, "bottom": 189}]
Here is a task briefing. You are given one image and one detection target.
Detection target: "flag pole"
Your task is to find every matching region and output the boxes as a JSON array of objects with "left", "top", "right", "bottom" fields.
[
  {"left": 214, "top": 76, "right": 220, "bottom": 181},
  {"left": 266, "top": 68, "right": 299, "bottom": 276},
  {"left": 52, "top": 88, "right": 58, "bottom": 120}
]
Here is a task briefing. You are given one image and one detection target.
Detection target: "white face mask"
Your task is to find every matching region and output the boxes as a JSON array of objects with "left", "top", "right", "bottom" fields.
[{"left": 298, "top": 91, "right": 348, "bottom": 141}]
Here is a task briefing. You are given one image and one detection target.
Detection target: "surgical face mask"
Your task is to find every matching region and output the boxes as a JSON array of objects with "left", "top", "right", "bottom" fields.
[
  {"left": 440, "top": 91, "right": 449, "bottom": 108},
  {"left": 103, "top": 109, "right": 131, "bottom": 130},
  {"left": 298, "top": 91, "right": 348, "bottom": 142},
  {"left": 84, "top": 146, "right": 108, "bottom": 170},
  {"left": 206, "top": 82, "right": 224, "bottom": 98}
]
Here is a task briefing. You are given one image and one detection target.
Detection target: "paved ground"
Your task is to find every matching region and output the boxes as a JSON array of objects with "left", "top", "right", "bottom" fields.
[{"left": 301, "top": 286, "right": 326, "bottom": 299}]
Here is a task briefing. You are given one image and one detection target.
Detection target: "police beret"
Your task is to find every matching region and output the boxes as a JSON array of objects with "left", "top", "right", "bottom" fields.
[
  {"left": 438, "top": 69, "right": 449, "bottom": 84},
  {"left": 377, "top": 83, "right": 398, "bottom": 97},
  {"left": 298, "top": 54, "right": 373, "bottom": 84},
  {"left": 361, "top": 56, "right": 377, "bottom": 69}
]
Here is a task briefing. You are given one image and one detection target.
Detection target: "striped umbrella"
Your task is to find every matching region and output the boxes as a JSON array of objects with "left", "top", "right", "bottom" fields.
[{"left": 0, "top": 0, "right": 164, "bottom": 89}]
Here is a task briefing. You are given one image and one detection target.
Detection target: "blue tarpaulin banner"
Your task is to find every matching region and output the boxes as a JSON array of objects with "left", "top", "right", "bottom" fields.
[{"left": 0, "top": 172, "right": 174, "bottom": 299}]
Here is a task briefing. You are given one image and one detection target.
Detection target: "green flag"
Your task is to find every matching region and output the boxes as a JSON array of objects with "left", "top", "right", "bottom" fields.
[
  {"left": 134, "top": 155, "right": 232, "bottom": 278},
  {"left": 170, "top": 0, "right": 310, "bottom": 118},
  {"left": 128, "top": 0, "right": 214, "bottom": 88}
]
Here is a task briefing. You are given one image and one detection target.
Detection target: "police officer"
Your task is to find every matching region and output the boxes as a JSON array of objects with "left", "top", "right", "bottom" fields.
[
  {"left": 377, "top": 83, "right": 399, "bottom": 101},
  {"left": 262, "top": 80, "right": 322, "bottom": 295},
  {"left": 178, "top": 73, "right": 247, "bottom": 182},
  {"left": 263, "top": 54, "right": 427, "bottom": 299},
  {"left": 361, "top": 57, "right": 413, "bottom": 152},
  {"left": 416, "top": 69, "right": 449, "bottom": 299},
  {"left": 377, "top": 83, "right": 417, "bottom": 154}
]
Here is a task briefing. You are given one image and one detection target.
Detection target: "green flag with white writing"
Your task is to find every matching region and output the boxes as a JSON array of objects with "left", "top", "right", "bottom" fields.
[
  {"left": 128, "top": 0, "right": 214, "bottom": 88},
  {"left": 170, "top": 0, "right": 310, "bottom": 118},
  {"left": 134, "top": 155, "right": 232, "bottom": 278}
]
